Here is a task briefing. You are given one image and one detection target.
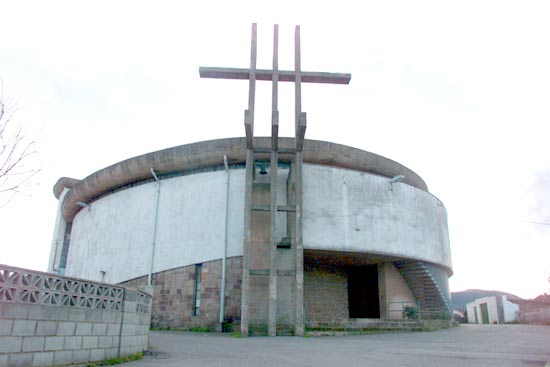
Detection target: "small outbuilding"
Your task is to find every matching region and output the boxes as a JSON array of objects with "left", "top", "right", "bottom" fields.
[{"left": 466, "top": 296, "right": 519, "bottom": 324}]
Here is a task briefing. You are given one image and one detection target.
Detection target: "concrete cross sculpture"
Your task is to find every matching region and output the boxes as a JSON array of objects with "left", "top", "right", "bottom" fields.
[
  {"left": 199, "top": 23, "right": 351, "bottom": 151},
  {"left": 200, "top": 24, "right": 351, "bottom": 337}
]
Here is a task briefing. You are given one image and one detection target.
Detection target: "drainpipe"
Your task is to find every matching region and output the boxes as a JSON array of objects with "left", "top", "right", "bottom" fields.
[
  {"left": 220, "top": 155, "right": 230, "bottom": 327},
  {"left": 148, "top": 168, "right": 161, "bottom": 287}
]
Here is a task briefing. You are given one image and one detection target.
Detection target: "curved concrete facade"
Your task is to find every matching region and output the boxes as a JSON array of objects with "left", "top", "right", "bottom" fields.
[
  {"left": 303, "top": 165, "right": 451, "bottom": 270},
  {"left": 55, "top": 137, "right": 428, "bottom": 223},
  {"left": 62, "top": 162, "right": 450, "bottom": 284},
  {"left": 50, "top": 137, "right": 452, "bottom": 330},
  {"left": 65, "top": 169, "right": 246, "bottom": 284}
]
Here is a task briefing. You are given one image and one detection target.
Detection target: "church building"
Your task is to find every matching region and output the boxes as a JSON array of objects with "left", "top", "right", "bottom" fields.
[{"left": 48, "top": 24, "right": 452, "bottom": 336}]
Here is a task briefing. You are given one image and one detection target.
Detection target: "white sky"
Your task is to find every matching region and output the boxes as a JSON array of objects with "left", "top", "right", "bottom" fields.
[{"left": 1, "top": 0, "right": 549, "bottom": 299}]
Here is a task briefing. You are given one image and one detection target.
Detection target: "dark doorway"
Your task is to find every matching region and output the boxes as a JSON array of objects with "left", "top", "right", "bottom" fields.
[{"left": 348, "top": 265, "right": 380, "bottom": 318}]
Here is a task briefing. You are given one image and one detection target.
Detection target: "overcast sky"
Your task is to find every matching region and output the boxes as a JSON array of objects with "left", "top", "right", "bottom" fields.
[{"left": 1, "top": 0, "right": 549, "bottom": 299}]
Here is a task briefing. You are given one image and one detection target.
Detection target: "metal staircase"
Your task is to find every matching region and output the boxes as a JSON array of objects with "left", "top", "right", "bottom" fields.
[{"left": 395, "top": 261, "right": 452, "bottom": 318}]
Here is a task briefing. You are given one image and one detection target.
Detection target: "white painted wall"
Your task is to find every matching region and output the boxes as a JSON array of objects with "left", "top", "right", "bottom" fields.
[
  {"left": 466, "top": 296, "right": 519, "bottom": 324},
  {"left": 63, "top": 164, "right": 451, "bottom": 284},
  {"left": 502, "top": 296, "right": 520, "bottom": 323},
  {"left": 303, "top": 165, "right": 452, "bottom": 270},
  {"left": 65, "top": 169, "right": 245, "bottom": 284},
  {"left": 384, "top": 263, "right": 416, "bottom": 320},
  {"left": 466, "top": 300, "right": 477, "bottom": 323},
  {"left": 466, "top": 296, "right": 499, "bottom": 324}
]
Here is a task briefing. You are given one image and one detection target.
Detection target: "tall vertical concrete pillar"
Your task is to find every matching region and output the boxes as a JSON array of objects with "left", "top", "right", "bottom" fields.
[
  {"left": 294, "top": 151, "right": 304, "bottom": 336},
  {"left": 241, "top": 149, "right": 253, "bottom": 337}
]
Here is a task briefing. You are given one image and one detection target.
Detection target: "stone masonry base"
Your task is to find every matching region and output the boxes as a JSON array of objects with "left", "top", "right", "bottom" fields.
[{"left": 122, "top": 257, "right": 242, "bottom": 330}]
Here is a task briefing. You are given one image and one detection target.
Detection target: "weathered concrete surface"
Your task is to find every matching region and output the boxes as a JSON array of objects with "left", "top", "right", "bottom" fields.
[
  {"left": 61, "top": 162, "right": 448, "bottom": 284},
  {"left": 55, "top": 137, "right": 428, "bottom": 223},
  {"left": 303, "top": 164, "right": 451, "bottom": 270},
  {"left": 130, "top": 325, "right": 550, "bottom": 367},
  {"left": 64, "top": 170, "right": 246, "bottom": 284}
]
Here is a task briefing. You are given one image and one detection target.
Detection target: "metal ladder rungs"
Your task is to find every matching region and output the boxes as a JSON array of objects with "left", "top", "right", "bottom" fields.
[{"left": 251, "top": 204, "right": 296, "bottom": 212}]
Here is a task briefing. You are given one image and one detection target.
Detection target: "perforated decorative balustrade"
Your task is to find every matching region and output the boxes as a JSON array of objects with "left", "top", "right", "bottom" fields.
[{"left": 0, "top": 264, "right": 151, "bottom": 313}]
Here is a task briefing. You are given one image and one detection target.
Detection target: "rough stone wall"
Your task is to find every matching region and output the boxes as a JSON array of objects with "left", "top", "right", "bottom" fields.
[
  {"left": 122, "top": 257, "right": 242, "bottom": 330},
  {"left": 304, "top": 264, "right": 349, "bottom": 325},
  {"left": 248, "top": 182, "right": 270, "bottom": 330},
  {"left": 223, "top": 258, "right": 243, "bottom": 322}
]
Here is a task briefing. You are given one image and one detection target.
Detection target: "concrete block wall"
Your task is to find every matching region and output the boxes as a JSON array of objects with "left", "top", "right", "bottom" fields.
[
  {"left": 0, "top": 264, "right": 151, "bottom": 367},
  {"left": 118, "top": 289, "right": 151, "bottom": 357}
]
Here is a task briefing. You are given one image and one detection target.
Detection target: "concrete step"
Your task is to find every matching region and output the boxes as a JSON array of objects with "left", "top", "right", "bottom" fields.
[{"left": 306, "top": 319, "right": 426, "bottom": 334}]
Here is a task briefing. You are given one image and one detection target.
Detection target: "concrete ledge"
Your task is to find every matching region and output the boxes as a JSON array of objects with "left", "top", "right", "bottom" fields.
[
  {"left": 57, "top": 137, "right": 428, "bottom": 222},
  {"left": 305, "top": 319, "right": 456, "bottom": 335}
]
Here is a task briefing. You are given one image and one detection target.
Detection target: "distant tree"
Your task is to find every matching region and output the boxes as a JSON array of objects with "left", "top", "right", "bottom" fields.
[{"left": 0, "top": 85, "right": 40, "bottom": 204}]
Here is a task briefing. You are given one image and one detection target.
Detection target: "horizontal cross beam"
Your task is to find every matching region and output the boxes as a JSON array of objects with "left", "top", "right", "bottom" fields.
[{"left": 200, "top": 67, "right": 351, "bottom": 85}]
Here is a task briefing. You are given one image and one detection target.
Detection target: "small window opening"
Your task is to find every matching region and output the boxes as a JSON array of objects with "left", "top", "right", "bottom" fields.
[{"left": 193, "top": 264, "right": 202, "bottom": 316}]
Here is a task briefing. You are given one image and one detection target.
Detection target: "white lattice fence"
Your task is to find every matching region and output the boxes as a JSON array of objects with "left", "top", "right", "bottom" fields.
[{"left": 0, "top": 264, "right": 123, "bottom": 311}]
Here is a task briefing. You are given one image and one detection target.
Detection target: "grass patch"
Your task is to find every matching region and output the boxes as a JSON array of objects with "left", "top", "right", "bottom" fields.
[
  {"left": 85, "top": 352, "right": 142, "bottom": 367},
  {"left": 188, "top": 326, "right": 212, "bottom": 332},
  {"left": 150, "top": 325, "right": 172, "bottom": 331},
  {"left": 150, "top": 325, "right": 215, "bottom": 333}
]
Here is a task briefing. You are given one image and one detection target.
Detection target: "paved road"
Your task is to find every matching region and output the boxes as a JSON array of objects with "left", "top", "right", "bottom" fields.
[{"left": 131, "top": 325, "right": 550, "bottom": 367}]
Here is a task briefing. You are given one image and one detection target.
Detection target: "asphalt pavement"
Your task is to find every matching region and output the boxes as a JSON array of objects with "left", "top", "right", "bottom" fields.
[{"left": 129, "top": 324, "right": 550, "bottom": 367}]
